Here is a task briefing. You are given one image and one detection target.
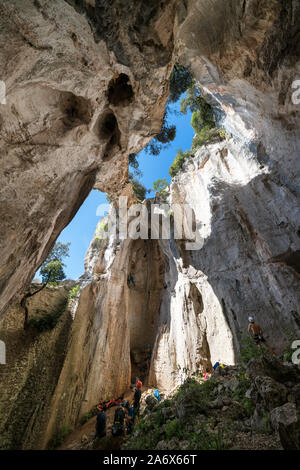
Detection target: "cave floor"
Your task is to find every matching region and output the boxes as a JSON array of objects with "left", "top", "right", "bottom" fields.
[{"left": 58, "top": 388, "right": 144, "bottom": 451}]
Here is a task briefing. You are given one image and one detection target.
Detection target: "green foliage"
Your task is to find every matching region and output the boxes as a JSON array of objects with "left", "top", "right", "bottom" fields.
[
  {"left": 165, "top": 418, "right": 183, "bottom": 441},
  {"left": 129, "top": 173, "right": 148, "bottom": 201},
  {"left": 45, "top": 242, "right": 70, "bottom": 263},
  {"left": 128, "top": 153, "right": 143, "bottom": 177},
  {"left": 188, "top": 428, "right": 227, "bottom": 450},
  {"left": 80, "top": 408, "right": 97, "bottom": 425},
  {"left": 231, "top": 372, "right": 255, "bottom": 417},
  {"left": 47, "top": 425, "right": 73, "bottom": 449},
  {"left": 95, "top": 220, "right": 109, "bottom": 240},
  {"left": 180, "top": 82, "right": 203, "bottom": 114},
  {"left": 153, "top": 178, "right": 169, "bottom": 198},
  {"left": 191, "top": 126, "right": 222, "bottom": 150},
  {"left": 190, "top": 107, "right": 214, "bottom": 134},
  {"left": 169, "top": 64, "right": 194, "bottom": 103},
  {"left": 40, "top": 260, "right": 66, "bottom": 286},
  {"left": 124, "top": 419, "right": 161, "bottom": 450},
  {"left": 68, "top": 284, "right": 80, "bottom": 299},
  {"left": 144, "top": 64, "right": 192, "bottom": 157},
  {"left": 240, "top": 336, "right": 262, "bottom": 364},
  {"left": 145, "top": 113, "right": 176, "bottom": 156},
  {"left": 169, "top": 149, "right": 195, "bottom": 177},
  {"left": 27, "top": 297, "right": 68, "bottom": 332},
  {"left": 39, "top": 242, "right": 70, "bottom": 285}
]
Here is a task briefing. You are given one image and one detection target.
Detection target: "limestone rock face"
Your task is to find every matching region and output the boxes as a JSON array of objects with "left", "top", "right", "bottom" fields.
[
  {"left": 271, "top": 402, "right": 300, "bottom": 450},
  {"left": 0, "top": 0, "right": 300, "bottom": 450},
  {"left": 0, "top": 0, "right": 176, "bottom": 318},
  {"left": 0, "top": 284, "right": 72, "bottom": 449}
]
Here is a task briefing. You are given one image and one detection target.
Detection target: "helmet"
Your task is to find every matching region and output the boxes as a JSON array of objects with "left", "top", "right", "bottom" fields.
[
  {"left": 248, "top": 316, "right": 254, "bottom": 323},
  {"left": 136, "top": 380, "right": 142, "bottom": 389},
  {"left": 147, "top": 344, "right": 151, "bottom": 348},
  {"left": 124, "top": 400, "right": 130, "bottom": 409}
]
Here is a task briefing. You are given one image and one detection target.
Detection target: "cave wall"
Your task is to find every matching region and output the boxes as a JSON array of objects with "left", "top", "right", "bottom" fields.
[
  {"left": 0, "top": 284, "right": 72, "bottom": 449},
  {"left": 0, "top": 0, "right": 176, "bottom": 318},
  {"left": 0, "top": 0, "right": 299, "bottom": 449}
]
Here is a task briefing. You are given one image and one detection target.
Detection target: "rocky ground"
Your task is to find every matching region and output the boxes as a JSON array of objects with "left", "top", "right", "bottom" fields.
[
  {"left": 56, "top": 350, "right": 300, "bottom": 451},
  {"left": 123, "top": 354, "right": 300, "bottom": 451}
]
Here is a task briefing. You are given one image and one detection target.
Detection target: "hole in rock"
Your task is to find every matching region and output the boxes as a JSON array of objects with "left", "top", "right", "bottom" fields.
[
  {"left": 107, "top": 73, "right": 134, "bottom": 106},
  {"left": 98, "top": 111, "right": 118, "bottom": 140},
  {"left": 270, "top": 249, "right": 300, "bottom": 275},
  {"left": 60, "top": 91, "right": 92, "bottom": 128}
]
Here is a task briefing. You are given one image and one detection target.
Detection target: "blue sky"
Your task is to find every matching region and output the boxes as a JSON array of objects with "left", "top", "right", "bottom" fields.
[{"left": 48, "top": 100, "right": 194, "bottom": 280}]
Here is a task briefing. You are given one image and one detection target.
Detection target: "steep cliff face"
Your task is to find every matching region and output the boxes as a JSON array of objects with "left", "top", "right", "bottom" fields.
[
  {"left": 150, "top": 137, "right": 300, "bottom": 390},
  {"left": 0, "top": 0, "right": 176, "bottom": 318},
  {"left": 0, "top": 0, "right": 300, "bottom": 450},
  {"left": 0, "top": 284, "right": 72, "bottom": 449}
]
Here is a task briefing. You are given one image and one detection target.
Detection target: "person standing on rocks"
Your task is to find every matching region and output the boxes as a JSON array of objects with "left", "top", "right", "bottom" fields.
[
  {"left": 248, "top": 316, "right": 276, "bottom": 355},
  {"left": 95, "top": 404, "right": 107, "bottom": 438},
  {"left": 133, "top": 380, "right": 142, "bottom": 419}
]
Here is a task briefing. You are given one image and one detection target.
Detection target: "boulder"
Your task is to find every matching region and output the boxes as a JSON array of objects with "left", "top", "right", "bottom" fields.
[
  {"left": 251, "top": 404, "right": 272, "bottom": 433},
  {"left": 145, "top": 394, "right": 157, "bottom": 411},
  {"left": 261, "top": 357, "right": 300, "bottom": 385},
  {"left": 246, "top": 358, "right": 265, "bottom": 381},
  {"left": 254, "top": 376, "right": 287, "bottom": 410},
  {"left": 270, "top": 403, "right": 300, "bottom": 450}
]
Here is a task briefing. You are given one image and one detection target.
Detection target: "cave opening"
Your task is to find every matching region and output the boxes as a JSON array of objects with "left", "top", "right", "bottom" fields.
[
  {"left": 107, "top": 73, "right": 134, "bottom": 106},
  {"left": 126, "top": 239, "right": 165, "bottom": 387}
]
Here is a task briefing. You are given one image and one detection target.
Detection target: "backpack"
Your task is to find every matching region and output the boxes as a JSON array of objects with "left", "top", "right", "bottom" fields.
[
  {"left": 114, "top": 407, "right": 125, "bottom": 425},
  {"left": 153, "top": 389, "right": 161, "bottom": 402},
  {"left": 111, "top": 423, "right": 123, "bottom": 437}
]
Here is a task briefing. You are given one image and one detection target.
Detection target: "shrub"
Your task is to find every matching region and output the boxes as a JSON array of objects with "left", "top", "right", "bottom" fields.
[
  {"left": 27, "top": 297, "right": 68, "bottom": 332},
  {"left": 80, "top": 408, "right": 97, "bottom": 425},
  {"left": 95, "top": 220, "right": 109, "bottom": 240},
  {"left": 128, "top": 173, "right": 148, "bottom": 201},
  {"left": 169, "top": 149, "right": 194, "bottom": 177},
  {"left": 240, "top": 336, "right": 262, "bottom": 364},
  {"left": 68, "top": 285, "right": 80, "bottom": 300},
  {"left": 165, "top": 418, "right": 183, "bottom": 441},
  {"left": 47, "top": 425, "right": 73, "bottom": 449},
  {"left": 153, "top": 178, "right": 169, "bottom": 199}
]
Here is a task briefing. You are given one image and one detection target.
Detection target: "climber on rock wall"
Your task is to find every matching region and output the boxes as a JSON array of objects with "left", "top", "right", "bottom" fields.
[
  {"left": 127, "top": 272, "right": 135, "bottom": 288},
  {"left": 145, "top": 344, "right": 152, "bottom": 373},
  {"left": 248, "top": 316, "right": 276, "bottom": 356}
]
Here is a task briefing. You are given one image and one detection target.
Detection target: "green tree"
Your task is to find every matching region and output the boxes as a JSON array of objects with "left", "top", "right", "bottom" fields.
[
  {"left": 169, "top": 64, "right": 194, "bottom": 103},
  {"left": 169, "top": 149, "right": 195, "bottom": 177},
  {"left": 153, "top": 178, "right": 169, "bottom": 198},
  {"left": 21, "top": 242, "right": 70, "bottom": 329},
  {"left": 144, "top": 112, "right": 176, "bottom": 156},
  {"left": 145, "top": 64, "right": 193, "bottom": 156},
  {"left": 129, "top": 173, "right": 149, "bottom": 201},
  {"left": 40, "top": 260, "right": 66, "bottom": 285},
  {"left": 39, "top": 241, "right": 70, "bottom": 285}
]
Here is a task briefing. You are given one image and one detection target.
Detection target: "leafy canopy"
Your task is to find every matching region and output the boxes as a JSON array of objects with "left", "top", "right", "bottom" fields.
[
  {"left": 153, "top": 178, "right": 169, "bottom": 197},
  {"left": 40, "top": 242, "right": 70, "bottom": 285},
  {"left": 129, "top": 172, "right": 148, "bottom": 202}
]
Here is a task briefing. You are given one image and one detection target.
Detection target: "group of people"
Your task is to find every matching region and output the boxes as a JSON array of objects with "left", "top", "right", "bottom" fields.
[
  {"left": 95, "top": 380, "right": 142, "bottom": 439},
  {"left": 96, "top": 316, "right": 275, "bottom": 439}
]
